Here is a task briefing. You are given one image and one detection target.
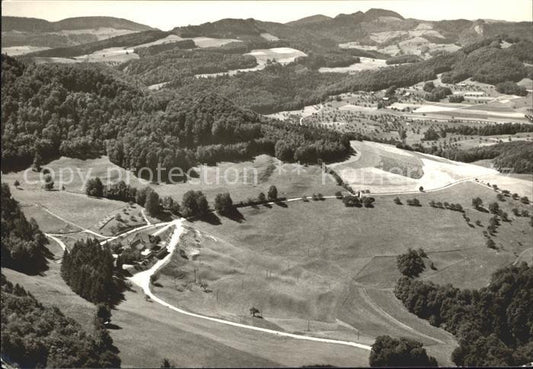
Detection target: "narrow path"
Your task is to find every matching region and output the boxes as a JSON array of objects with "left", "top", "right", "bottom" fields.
[
  {"left": 100, "top": 221, "right": 171, "bottom": 245},
  {"left": 45, "top": 233, "right": 67, "bottom": 263},
  {"left": 45, "top": 234, "right": 67, "bottom": 251},
  {"left": 39, "top": 205, "right": 110, "bottom": 239},
  {"left": 358, "top": 288, "right": 448, "bottom": 345},
  {"left": 128, "top": 219, "right": 372, "bottom": 352},
  {"left": 141, "top": 209, "right": 152, "bottom": 225}
]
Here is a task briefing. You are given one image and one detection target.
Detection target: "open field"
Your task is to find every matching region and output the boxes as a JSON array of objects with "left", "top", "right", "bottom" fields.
[
  {"left": 2, "top": 155, "right": 341, "bottom": 206},
  {"left": 74, "top": 46, "right": 139, "bottom": 63},
  {"left": 319, "top": 57, "right": 387, "bottom": 73},
  {"left": 153, "top": 177, "right": 531, "bottom": 362},
  {"left": 3, "top": 237, "right": 369, "bottom": 367},
  {"left": 338, "top": 23, "right": 461, "bottom": 58},
  {"left": 331, "top": 141, "right": 499, "bottom": 193},
  {"left": 197, "top": 47, "right": 307, "bottom": 78},
  {"left": 1, "top": 45, "right": 51, "bottom": 55}
]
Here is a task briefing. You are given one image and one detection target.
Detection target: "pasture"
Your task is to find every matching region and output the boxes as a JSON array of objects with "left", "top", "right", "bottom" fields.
[{"left": 155, "top": 179, "right": 531, "bottom": 365}]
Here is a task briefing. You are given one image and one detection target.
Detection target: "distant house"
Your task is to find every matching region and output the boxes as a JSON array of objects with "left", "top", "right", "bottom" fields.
[{"left": 130, "top": 233, "right": 151, "bottom": 250}]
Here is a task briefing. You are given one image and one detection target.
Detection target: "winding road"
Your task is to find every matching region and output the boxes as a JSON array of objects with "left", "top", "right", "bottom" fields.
[{"left": 128, "top": 218, "right": 373, "bottom": 352}]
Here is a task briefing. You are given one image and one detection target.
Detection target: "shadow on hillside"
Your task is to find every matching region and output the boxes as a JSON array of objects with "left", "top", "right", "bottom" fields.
[
  {"left": 274, "top": 201, "right": 288, "bottom": 208},
  {"left": 199, "top": 212, "right": 222, "bottom": 225},
  {"left": 155, "top": 211, "right": 173, "bottom": 222},
  {"left": 1, "top": 244, "right": 55, "bottom": 276},
  {"left": 105, "top": 323, "right": 122, "bottom": 330},
  {"left": 475, "top": 206, "right": 489, "bottom": 213},
  {"left": 222, "top": 208, "right": 245, "bottom": 223}
]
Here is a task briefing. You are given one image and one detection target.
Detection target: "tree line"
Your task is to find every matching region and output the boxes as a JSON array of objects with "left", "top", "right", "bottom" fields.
[
  {"left": 1, "top": 183, "right": 49, "bottom": 273},
  {"left": 1, "top": 274, "right": 121, "bottom": 368},
  {"left": 1, "top": 55, "right": 351, "bottom": 175},
  {"left": 61, "top": 238, "right": 123, "bottom": 305},
  {"left": 394, "top": 263, "right": 533, "bottom": 366}
]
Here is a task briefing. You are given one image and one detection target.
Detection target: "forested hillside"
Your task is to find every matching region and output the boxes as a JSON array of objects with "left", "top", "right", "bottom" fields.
[
  {"left": 1, "top": 274, "right": 121, "bottom": 368},
  {"left": 1, "top": 184, "right": 49, "bottom": 273},
  {"left": 395, "top": 263, "right": 533, "bottom": 366},
  {"left": 417, "top": 141, "right": 533, "bottom": 173},
  {"left": 1, "top": 55, "right": 351, "bottom": 175},
  {"left": 160, "top": 37, "right": 532, "bottom": 114}
]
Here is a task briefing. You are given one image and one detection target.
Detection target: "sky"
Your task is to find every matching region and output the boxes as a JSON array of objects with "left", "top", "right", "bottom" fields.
[{"left": 2, "top": 0, "right": 532, "bottom": 31}]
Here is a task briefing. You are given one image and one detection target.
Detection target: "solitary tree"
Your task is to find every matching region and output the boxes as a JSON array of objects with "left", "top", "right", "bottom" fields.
[
  {"left": 86, "top": 177, "right": 104, "bottom": 197},
  {"left": 43, "top": 174, "right": 54, "bottom": 191},
  {"left": 267, "top": 185, "right": 278, "bottom": 201},
  {"left": 214, "top": 193, "right": 234, "bottom": 215},
  {"left": 488, "top": 202, "right": 500, "bottom": 214},
  {"left": 32, "top": 152, "right": 42, "bottom": 172},
  {"left": 160, "top": 358, "right": 173, "bottom": 368},
  {"left": 145, "top": 190, "right": 161, "bottom": 217},
  {"left": 397, "top": 248, "right": 426, "bottom": 277},
  {"left": 196, "top": 194, "right": 209, "bottom": 218},
  {"left": 472, "top": 197, "right": 483, "bottom": 209},
  {"left": 95, "top": 303, "right": 111, "bottom": 326},
  {"left": 250, "top": 307, "right": 260, "bottom": 318},
  {"left": 258, "top": 192, "right": 266, "bottom": 203}
]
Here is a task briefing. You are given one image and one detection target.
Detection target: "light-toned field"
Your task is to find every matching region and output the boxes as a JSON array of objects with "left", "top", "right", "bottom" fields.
[
  {"left": 3, "top": 240, "right": 370, "bottom": 367},
  {"left": 74, "top": 46, "right": 139, "bottom": 63},
  {"left": 247, "top": 47, "right": 307, "bottom": 66},
  {"left": 319, "top": 57, "right": 387, "bottom": 73},
  {"left": 2, "top": 155, "right": 343, "bottom": 227},
  {"left": 196, "top": 47, "right": 306, "bottom": 78},
  {"left": 1, "top": 45, "right": 51, "bottom": 56},
  {"left": 156, "top": 179, "right": 531, "bottom": 365},
  {"left": 1, "top": 157, "right": 149, "bottom": 230},
  {"left": 134, "top": 34, "right": 185, "bottom": 48},
  {"left": 54, "top": 28, "right": 139, "bottom": 41},
  {"left": 339, "top": 23, "right": 459, "bottom": 58},
  {"left": 331, "top": 141, "right": 499, "bottom": 194},
  {"left": 190, "top": 36, "right": 241, "bottom": 48}
]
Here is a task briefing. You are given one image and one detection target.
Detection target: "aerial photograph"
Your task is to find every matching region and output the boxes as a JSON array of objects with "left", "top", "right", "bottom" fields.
[{"left": 1, "top": 0, "right": 532, "bottom": 367}]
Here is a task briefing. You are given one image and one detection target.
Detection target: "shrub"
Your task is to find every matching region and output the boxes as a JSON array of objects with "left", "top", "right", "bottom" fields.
[{"left": 406, "top": 198, "right": 421, "bottom": 206}]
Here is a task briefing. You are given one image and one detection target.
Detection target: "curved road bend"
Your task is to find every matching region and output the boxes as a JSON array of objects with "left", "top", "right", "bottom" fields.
[{"left": 128, "top": 219, "right": 372, "bottom": 352}]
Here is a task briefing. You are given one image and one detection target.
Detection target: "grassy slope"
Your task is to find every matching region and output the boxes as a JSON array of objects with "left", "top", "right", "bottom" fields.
[
  {"left": 156, "top": 180, "right": 531, "bottom": 366},
  {"left": 3, "top": 155, "right": 342, "bottom": 208},
  {"left": 2, "top": 251, "right": 368, "bottom": 367}
]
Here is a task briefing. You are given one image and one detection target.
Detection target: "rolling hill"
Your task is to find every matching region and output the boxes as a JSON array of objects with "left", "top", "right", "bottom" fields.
[{"left": 1, "top": 16, "right": 153, "bottom": 52}]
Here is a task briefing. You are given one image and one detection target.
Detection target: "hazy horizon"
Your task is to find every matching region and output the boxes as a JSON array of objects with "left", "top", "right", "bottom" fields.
[{"left": 2, "top": 0, "right": 532, "bottom": 31}]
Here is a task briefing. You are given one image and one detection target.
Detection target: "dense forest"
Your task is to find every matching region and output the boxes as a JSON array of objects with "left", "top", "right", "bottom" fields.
[
  {"left": 1, "top": 274, "right": 121, "bottom": 368},
  {"left": 1, "top": 184, "right": 49, "bottom": 273},
  {"left": 442, "top": 122, "right": 533, "bottom": 137},
  {"left": 424, "top": 141, "right": 533, "bottom": 173},
  {"left": 394, "top": 263, "right": 533, "bottom": 366},
  {"left": 119, "top": 48, "right": 259, "bottom": 85},
  {"left": 61, "top": 238, "right": 123, "bottom": 305},
  {"left": 1, "top": 55, "right": 351, "bottom": 176},
  {"left": 385, "top": 54, "right": 421, "bottom": 65},
  {"left": 440, "top": 38, "right": 533, "bottom": 84}
]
